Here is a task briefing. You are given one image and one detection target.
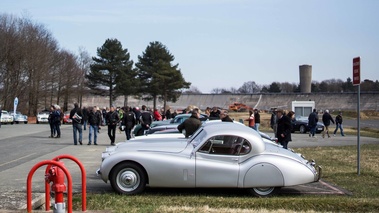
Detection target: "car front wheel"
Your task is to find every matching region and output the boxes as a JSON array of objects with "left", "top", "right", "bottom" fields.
[
  {"left": 299, "top": 125, "right": 306, "bottom": 133},
  {"left": 110, "top": 162, "right": 146, "bottom": 195},
  {"left": 249, "top": 187, "right": 279, "bottom": 197}
]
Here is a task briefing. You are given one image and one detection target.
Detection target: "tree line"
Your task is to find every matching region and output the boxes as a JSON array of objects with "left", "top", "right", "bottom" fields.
[
  {"left": 1, "top": 13, "right": 378, "bottom": 116},
  {"left": 185, "top": 78, "right": 379, "bottom": 94},
  {"left": 0, "top": 14, "right": 190, "bottom": 115}
]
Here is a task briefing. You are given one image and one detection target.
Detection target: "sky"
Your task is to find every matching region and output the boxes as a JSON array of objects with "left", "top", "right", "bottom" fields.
[{"left": 1, "top": 0, "right": 378, "bottom": 93}]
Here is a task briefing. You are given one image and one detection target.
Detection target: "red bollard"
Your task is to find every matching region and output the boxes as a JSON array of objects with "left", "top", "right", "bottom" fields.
[
  {"left": 45, "top": 161, "right": 67, "bottom": 213},
  {"left": 46, "top": 155, "right": 87, "bottom": 212},
  {"left": 27, "top": 155, "right": 87, "bottom": 213},
  {"left": 27, "top": 160, "right": 73, "bottom": 213}
]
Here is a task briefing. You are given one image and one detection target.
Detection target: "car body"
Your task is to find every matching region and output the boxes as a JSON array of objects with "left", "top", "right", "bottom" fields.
[
  {"left": 98, "top": 122, "right": 321, "bottom": 197},
  {"left": 133, "top": 113, "right": 208, "bottom": 136},
  {"left": 291, "top": 116, "right": 325, "bottom": 134},
  {"left": 10, "top": 111, "right": 28, "bottom": 124},
  {"left": 36, "top": 110, "right": 50, "bottom": 124},
  {"left": 1, "top": 110, "right": 14, "bottom": 125},
  {"left": 62, "top": 111, "right": 72, "bottom": 124}
]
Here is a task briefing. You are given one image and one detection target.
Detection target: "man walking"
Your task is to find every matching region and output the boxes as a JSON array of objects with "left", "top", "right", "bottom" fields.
[
  {"left": 122, "top": 106, "right": 136, "bottom": 140},
  {"left": 140, "top": 105, "right": 153, "bottom": 134},
  {"left": 106, "top": 106, "right": 120, "bottom": 146},
  {"left": 308, "top": 109, "right": 318, "bottom": 138},
  {"left": 88, "top": 106, "right": 101, "bottom": 145},
  {"left": 276, "top": 109, "right": 292, "bottom": 149},
  {"left": 69, "top": 103, "right": 83, "bottom": 145},
  {"left": 333, "top": 112, "right": 345, "bottom": 136},
  {"left": 322, "top": 110, "right": 335, "bottom": 138}
]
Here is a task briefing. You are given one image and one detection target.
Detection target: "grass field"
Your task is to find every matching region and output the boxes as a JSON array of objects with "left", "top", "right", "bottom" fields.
[{"left": 72, "top": 111, "right": 379, "bottom": 212}]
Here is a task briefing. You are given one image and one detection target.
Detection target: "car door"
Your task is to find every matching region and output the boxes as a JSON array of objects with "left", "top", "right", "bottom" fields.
[{"left": 195, "top": 135, "right": 241, "bottom": 187}]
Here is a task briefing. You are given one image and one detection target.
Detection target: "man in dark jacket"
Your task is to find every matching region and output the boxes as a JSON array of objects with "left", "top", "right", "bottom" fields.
[
  {"left": 139, "top": 105, "right": 153, "bottom": 133},
  {"left": 87, "top": 106, "right": 101, "bottom": 145},
  {"left": 276, "top": 109, "right": 292, "bottom": 149},
  {"left": 106, "top": 106, "right": 120, "bottom": 146},
  {"left": 177, "top": 109, "right": 202, "bottom": 138},
  {"left": 254, "top": 109, "right": 261, "bottom": 131},
  {"left": 322, "top": 109, "right": 335, "bottom": 138},
  {"left": 69, "top": 103, "right": 83, "bottom": 145},
  {"left": 308, "top": 109, "right": 318, "bottom": 138},
  {"left": 122, "top": 106, "right": 136, "bottom": 140},
  {"left": 220, "top": 110, "right": 233, "bottom": 122},
  {"left": 333, "top": 112, "right": 345, "bottom": 136}
]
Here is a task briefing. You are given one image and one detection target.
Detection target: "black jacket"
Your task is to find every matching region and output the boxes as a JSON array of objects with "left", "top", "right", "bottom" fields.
[
  {"left": 122, "top": 111, "right": 136, "bottom": 129},
  {"left": 277, "top": 115, "right": 292, "bottom": 142},
  {"left": 177, "top": 115, "right": 202, "bottom": 138},
  {"left": 308, "top": 112, "right": 318, "bottom": 127},
  {"left": 70, "top": 107, "right": 83, "bottom": 124},
  {"left": 322, "top": 112, "right": 335, "bottom": 126}
]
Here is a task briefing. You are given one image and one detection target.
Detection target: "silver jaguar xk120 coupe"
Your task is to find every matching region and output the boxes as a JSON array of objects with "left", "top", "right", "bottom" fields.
[{"left": 97, "top": 122, "right": 321, "bottom": 197}]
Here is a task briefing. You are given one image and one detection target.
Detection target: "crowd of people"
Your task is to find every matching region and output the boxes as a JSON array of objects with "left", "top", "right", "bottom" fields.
[{"left": 45, "top": 102, "right": 346, "bottom": 149}]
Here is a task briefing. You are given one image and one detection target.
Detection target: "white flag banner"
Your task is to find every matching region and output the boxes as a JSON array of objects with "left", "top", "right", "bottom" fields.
[{"left": 14, "top": 97, "right": 18, "bottom": 115}]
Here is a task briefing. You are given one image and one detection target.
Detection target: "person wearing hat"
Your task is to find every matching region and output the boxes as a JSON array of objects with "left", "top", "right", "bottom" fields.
[
  {"left": 333, "top": 112, "right": 345, "bottom": 136},
  {"left": 322, "top": 109, "right": 335, "bottom": 138}
]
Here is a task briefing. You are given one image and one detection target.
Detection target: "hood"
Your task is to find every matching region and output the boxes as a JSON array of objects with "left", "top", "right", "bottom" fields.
[{"left": 114, "top": 136, "right": 189, "bottom": 153}]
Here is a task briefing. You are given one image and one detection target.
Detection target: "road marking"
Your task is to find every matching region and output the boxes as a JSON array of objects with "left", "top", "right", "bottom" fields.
[{"left": 0, "top": 153, "right": 36, "bottom": 167}]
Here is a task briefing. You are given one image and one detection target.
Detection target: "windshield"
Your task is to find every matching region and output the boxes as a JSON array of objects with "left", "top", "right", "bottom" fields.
[{"left": 189, "top": 128, "right": 206, "bottom": 148}]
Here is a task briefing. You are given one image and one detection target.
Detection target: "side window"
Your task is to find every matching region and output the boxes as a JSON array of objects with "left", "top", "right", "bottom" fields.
[{"left": 197, "top": 135, "right": 250, "bottom": 156}]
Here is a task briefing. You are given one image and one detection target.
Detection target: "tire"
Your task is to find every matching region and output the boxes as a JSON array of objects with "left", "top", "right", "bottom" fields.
[
  {"left": 109, "top": 162, "right": 146, "bottom": 195},
  {"left": 36, "top": 120, "right": 39, "bottom": 124},
  {"left": 24, "top": 121, "right": 28, "bottom": 124},
  {"left": 299, "top": 125, "right": 306, "bottom": 133},
  {"left": 15, "top": 121, "right": 19, "bottom": 124},
  {"left": 249, "top": 187, "right": 279, "bottom": 197}
]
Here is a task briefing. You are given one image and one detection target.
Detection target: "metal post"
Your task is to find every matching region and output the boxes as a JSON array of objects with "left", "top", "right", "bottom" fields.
[{"left": 357, "top": 85, "right": 361, "bottom": 175}]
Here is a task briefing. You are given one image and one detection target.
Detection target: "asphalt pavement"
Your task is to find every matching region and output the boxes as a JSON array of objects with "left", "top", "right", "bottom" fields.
[{"left": 0, "top": 123, "right": 378, "bottom": 211}]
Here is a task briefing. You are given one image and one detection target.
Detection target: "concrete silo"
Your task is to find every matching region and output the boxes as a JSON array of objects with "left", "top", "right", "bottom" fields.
[{"left": 299, "top": 65, "right": 312, "bottom": 93}]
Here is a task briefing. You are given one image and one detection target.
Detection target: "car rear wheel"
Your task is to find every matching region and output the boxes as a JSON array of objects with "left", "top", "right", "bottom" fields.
[
  {"left": 299, "top": 125, "right": 306, "bottom": 133},
  {"left": 249, "top": 187, "right": 279, "bottom": 197},
  {"left": 110, "top": 162, "right": 146, "bottom": 195}
]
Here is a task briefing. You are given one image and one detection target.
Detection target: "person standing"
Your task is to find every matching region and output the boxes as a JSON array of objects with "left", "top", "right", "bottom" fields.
[
  {"left": 153, "top": 108, "right": 162, "bottom": 121},
  {"left": 270, "top": 109, "right": 278, "bottom": 137},
  {"left": 165, "top": 108, "right": 172, "bottom": 120},
  {"left": 333, "top": 112, "right": 345, "bottom": 136},
  {"left": 177, "top": 109, "right": 202, "bottom": 138},
  {"left": 53, "top": 105, "right": 61, "bottom": 138},
  {"left": 82, "top": 107, "right": 88, "bottom": 131},
  {"left": 209, "top": 107, "right": 221, "bottom": 119},
  {"left": 69, "top": 103, "right": 83, "bottom": 145},
  {"left": 140, "top": 105, "right": 153, "bottom": 134},
  {"left": 220, "top": 110, "right": 233, "bottom": 122},
  {"left": 276, "top": 109, "right": 292, "bottom": 149},
  {"left": 87, "top": 106, "right": 101, "bottom": 145},
  {"left": 322, "top": 110, "right": 335, "bottom": 138},
  {"left": 106, "top": 106, "right": 120, "bottom": 146},
  {"left": 308, "top": 109, "right": 318, "bottom": 138},
  {"left": 122, "top": 106, "right": 136, "bottom": 140},
  {"left": 254, "top": 109, "right": 261, "bottom": 132},
  {"left": 245, "top": 110, "right": 255, "bottom": 129},
  {"left": 48, "top": 105, "right": 56, "bottom": 138}
]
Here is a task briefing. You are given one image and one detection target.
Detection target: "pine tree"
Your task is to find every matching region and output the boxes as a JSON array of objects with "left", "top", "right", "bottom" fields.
[
  {"left": 136, "top": 41, "right": 190, "bottom": 110},
  {"left": 86, "top": 38, "right": 135, "bottom": 107}
]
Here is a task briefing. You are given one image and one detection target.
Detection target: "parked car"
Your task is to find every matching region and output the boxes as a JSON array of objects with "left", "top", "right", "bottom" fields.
[
  {"left": 10, "top": 111, "right": 28, "bottom": 124},
  {"left": 36, "top": 110, "right": 50, "bottom": 124},
  {"left": 291, "top": 116, "right": 325, "bottom": 134},
  {"left": 1, "top": 110, "right": 14, "bottom": 125},
  {"left": 62, "top": 111, "right": 72, "bottom": 124},
  {"left": 133, "top": 113, "right": 209, "bottom": 136},
  {"left": 97, "top": 122, "right": 321, "bottom": 197}
]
